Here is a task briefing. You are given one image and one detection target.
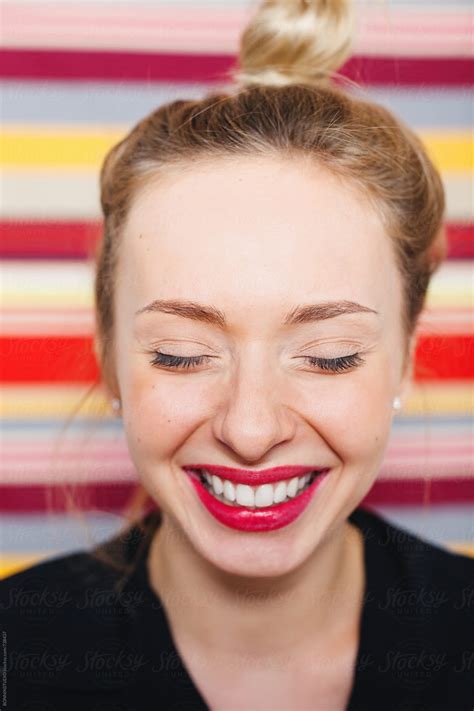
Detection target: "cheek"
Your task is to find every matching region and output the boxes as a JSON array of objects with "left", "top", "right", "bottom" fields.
[
  {"left": 308, "top": 359, "right": 395, "bottom": 465},
  {"left": 121, "top": 370, "right": 211, "bottom": 465}
]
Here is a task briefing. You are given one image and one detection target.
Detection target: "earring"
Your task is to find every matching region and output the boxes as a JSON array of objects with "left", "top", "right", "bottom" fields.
[
  {"left": 111, "top": 397, "right": 121, "bottom": 414},
  {"left": 392, "top": 396, "right": 402, "bottom": 411}
]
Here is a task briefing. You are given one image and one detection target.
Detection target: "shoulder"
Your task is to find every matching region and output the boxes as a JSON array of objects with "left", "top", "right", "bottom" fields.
[
  {"left": 351, "top": 505, "right": 474, "bottom": 583},
  {"left": 351, "top": 504, "right": 474, "bottom": 643},
  {"left": 348, "top": 507, "right": 474, "bottom": 704},
  {"left": 352, "top": 506, "right": 473, "bottom": 690},
  {"left": 0, "top": 511, "right": 158, "bottom": 619},
  {"left": 0, "top": 543, "right": 151, "bottom": 699},
  {"left": 0, "top": 547, "right": 132, "bottom": 636},
  {"left": 1, "top": 544, "right": 124, "bottom": 594},
  {"left": 352, "top": 505, "right": 473, "bottom": 620}
]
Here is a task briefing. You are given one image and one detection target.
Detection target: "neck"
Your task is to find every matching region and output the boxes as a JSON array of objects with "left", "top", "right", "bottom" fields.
[{"left": 147, "top": 515, "right": 365, "bottom": 660}]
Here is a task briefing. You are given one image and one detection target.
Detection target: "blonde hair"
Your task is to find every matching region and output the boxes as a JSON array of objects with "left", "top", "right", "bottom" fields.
[
  {"left": 236, "top": 0, "right": 355, "bottom": 88},
  {"left": 89, "top": 0, "right": 447, "bottom": 564}
]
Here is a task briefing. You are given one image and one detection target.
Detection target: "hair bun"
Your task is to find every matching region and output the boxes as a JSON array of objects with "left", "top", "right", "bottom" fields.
[{"left": 233, "top": 0, "right": 354, "bottom": 89}]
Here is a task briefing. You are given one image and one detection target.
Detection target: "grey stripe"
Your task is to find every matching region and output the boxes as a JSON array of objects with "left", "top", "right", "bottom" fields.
[
  {"left": 3, "top": 416, "right": 473, "bottom": 440},
  {"left": 7, "top": 0, "right": 473, "bottom": 5},
  {"left": 2, "top": 505, "right": 473, "bottom": 556},
  {"left": 2, "top": 513, "right": 128, "bottom": 554},
  {"left": 2, "top": 81, "right": 472, "bottom": 129},
  {"left": 370, "top": 504, "right": 474, "bottom": 548}
]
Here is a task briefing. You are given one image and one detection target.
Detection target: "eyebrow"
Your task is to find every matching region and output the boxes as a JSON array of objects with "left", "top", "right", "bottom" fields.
[{"left": 134, "top": 299, "right": 379, "bottom": 327}]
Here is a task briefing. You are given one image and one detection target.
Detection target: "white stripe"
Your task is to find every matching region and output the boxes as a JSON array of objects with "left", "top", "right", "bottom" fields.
[
  {"left": 1, "top": 170, "right": 472, "bottom": 221},
  {"left": 2, "top": 260, "right": 472, "bottom": 310},
  {"left": 0, "top": 171, "right": 101, "bottom": 219}
]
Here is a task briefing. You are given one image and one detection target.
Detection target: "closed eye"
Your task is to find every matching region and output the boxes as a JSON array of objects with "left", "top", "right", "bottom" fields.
[
  {"left": 149, "top": 351, "right": 365, "bottom": 373},
  {"left": 149, "top": 352, "right": 211, "bottom": 370},
  {"left": 301, "top": 353, "right": 364, "bottom": 372}
]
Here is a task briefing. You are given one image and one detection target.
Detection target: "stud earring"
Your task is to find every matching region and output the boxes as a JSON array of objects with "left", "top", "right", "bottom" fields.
[
  {"left": 111, "top": 397, "right": 121, "bottom": 414},
  {"left": 392, "top": 396, "right": 402, "bottom": 411}
]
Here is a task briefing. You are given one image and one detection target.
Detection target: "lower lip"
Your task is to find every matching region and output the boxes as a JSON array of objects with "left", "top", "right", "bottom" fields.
[{"left": 184, "top": 469, "right": 330, "bottom": 533}]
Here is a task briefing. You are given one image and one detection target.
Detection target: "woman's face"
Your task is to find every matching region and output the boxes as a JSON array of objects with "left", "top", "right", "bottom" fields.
[{"left": 113, "top": 156, "right": 411, "bottom": 577}]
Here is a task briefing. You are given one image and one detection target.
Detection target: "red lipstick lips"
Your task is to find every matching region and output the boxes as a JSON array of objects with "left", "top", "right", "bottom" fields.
[{"left": 182, "top": 465, "right": 330, "bottom": 532}]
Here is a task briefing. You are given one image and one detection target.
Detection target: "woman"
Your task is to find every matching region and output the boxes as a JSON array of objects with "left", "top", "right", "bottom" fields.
[{"left": 2, "top": 0, "right": 472, "bottom": 709}]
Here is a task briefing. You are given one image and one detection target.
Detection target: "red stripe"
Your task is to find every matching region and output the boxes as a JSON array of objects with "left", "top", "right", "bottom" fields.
[
  {"left": 0, "top": 483, "right": 135, "bottom": 513},
  {"left": 0, "top": 221, "right": 101, "bottom": 259},
  {"left": 0, "top": 49, "right": 472, "bottom": 86},
  {"left": 363, "top": 478, "right": 474, "bottom": 506},
  {"left": 0, "top": 336, "right": 98, "bottom": 383},
  {"left": 446, "top": 223, "right": 474, "bottom": 259},
  {"left": 0, "top": 477, "right": 471, "bottom": 513},
  {"left": 414, "top": 335, "right": 473, "bottom": 380},
  {"left": 1, "top": 335, "right": 472, "bottom": 383},
  {"left": 1, "top": 221, "right": 472, "bottom": 260}
]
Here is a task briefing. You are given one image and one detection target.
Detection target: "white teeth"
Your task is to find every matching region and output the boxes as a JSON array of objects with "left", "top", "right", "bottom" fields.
[
  {"left": 235, "top": 484, "right": 255, "bottom": 507},
  {"left": 286, "top": 476, "right": 299, "bottom": 498},
  {"left": 211, "top": 474, "right": 224, "bottom": 495},
  {"left": 200, "top": 469, "right": 317, "bottom": 508},
  {"left": 273, "top": 481, "right": 287, "bottom": 503},
  {"left": 223, "top": 479, "right": 236, "bottom": 502},
  {"left": 254, "top": 484, "right": 274, "bottom": 508}
]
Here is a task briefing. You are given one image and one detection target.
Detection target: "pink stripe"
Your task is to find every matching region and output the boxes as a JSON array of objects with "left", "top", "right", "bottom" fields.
[
  {"left": 3, "top": 5, "right": 470, "bottom": 57},
  {"left": 2, "top": 449, "right": 471, "bottom": 462}
]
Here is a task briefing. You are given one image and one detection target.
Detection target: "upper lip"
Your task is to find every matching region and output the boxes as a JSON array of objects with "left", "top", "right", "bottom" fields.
[{"left": 183, "top": 465, "right": 328, "bottom": 486}]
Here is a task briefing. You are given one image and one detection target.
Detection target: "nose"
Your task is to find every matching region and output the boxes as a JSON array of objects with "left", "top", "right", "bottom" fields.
[{"left": 211, "top": 357, "right": 297, "bottom": 462}]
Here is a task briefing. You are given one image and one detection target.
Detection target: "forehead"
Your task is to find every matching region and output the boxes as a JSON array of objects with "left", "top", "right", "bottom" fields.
[{"left": 119, "top": 156, "right": 400, "bottom": 316}]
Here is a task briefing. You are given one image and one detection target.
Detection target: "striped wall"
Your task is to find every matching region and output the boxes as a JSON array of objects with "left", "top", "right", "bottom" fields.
[{"left": 1, "top": 0, "right": 473, "bottom": 577}]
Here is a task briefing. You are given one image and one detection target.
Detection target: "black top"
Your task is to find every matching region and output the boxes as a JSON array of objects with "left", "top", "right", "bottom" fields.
[{"left": 1, "top": 505, "right": 473, "bottom": 710}]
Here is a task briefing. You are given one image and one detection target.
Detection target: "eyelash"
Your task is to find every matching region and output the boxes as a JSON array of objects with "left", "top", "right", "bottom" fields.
[{"left": 148, "top": 351, "right": 364, "bottom": 373}]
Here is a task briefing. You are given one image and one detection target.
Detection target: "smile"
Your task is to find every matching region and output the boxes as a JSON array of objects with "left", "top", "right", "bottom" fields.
[
  {"left": 192, "top": 469, "right": 319, "bottom": 508},
  {"left": 183, "top": 466, "right": 331, "bottom": 532}
]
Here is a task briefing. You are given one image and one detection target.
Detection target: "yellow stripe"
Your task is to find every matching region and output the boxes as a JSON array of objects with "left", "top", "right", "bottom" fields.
[
  {"left": 0, "top": 386, "right": 112, "bottom": 418},
  {"left": 3, "top": 542, "right": 473, "bottom": 579},
  {"left": 0, "top": 127, "right": 125, "bottom": 168},
  {"left": 0, "top": 383, "right": 471, "bottom": 418},
  {"left": 448, "top": 542, "right": 474, "bottom": 557},
  {"left": 0, "top": 127, "right": 472, "bottom": 173},
  {"left": 405, "top": 383, "right": 473, "bottom": 416},
  {"left": 418, "top": 132, "right": 474, "bottom": 173},
  {"left": 0, "top": 554, "right": 51, "bottom": 579}
]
